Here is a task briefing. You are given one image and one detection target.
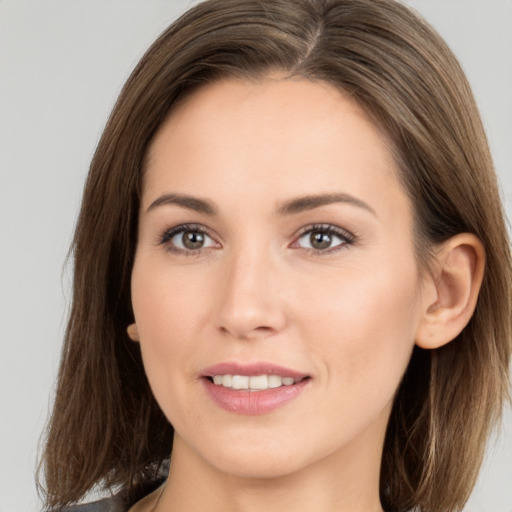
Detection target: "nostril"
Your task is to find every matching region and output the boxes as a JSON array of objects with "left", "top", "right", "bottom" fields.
[{"left": 218, "top": 324, "right": 278, "bottom": 340}]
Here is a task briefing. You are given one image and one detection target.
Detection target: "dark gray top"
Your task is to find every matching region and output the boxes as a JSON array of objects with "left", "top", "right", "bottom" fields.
[
  {"left": 56, "top": 493, "right": 397, "bottom": 512},
  {"left": 53, "top": 473, "right": 166, "bottom": 511},
  {"left": 57, "top": 495, "right": 126, "bottom": 512}
]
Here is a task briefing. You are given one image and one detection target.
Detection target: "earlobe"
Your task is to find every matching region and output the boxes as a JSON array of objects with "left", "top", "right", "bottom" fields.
[
  {"left": 415, "top": 233, "right": 485, "bottom": 350},
  {"left": 127, "top": 322, "right": 140, "bottom": 342}
]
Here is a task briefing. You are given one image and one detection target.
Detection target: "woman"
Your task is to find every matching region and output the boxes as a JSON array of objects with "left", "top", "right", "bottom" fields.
[{"left": 39, "top": 0, "right": 512, "bottom": 511}]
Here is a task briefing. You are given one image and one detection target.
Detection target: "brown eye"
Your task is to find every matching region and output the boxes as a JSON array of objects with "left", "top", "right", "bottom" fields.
[
  {"left": 295, "top": 225, "right": 352, "bottom": 253},
  {"left": 182, "top": 231, "right": 205, "bottom": 249},
  {"left": 310, "top": 231, "right": 332, "bottom": 250},
  {"left": 163, "top": 225, "right": 217, "bottom": 253}
]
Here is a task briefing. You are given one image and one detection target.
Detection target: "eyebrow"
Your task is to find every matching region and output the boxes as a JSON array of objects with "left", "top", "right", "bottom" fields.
[
  {"left": 146, "top": 193, "right": 218, "bottom": 215},
  {"left": 146, "top": 192, "right": 376, "bottom": 217},
  {"left": 278, "top": 193, "right": 376, "bottom": 217}
]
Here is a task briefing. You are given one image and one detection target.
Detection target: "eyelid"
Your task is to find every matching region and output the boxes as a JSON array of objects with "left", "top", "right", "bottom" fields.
[
  {"left": 290, "top": 223, "right": 356, "bottom": 254},
  {"left": 159, "top": 223, "right": 221, "bottom": 255},
  {"left": 157, "top": 222, "right": 356, "bottom": 256}
]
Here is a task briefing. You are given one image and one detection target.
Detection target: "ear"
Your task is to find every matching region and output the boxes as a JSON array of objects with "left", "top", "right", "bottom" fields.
[
  {"left": 415, "top": 233, "right": 485, "bottom": 349},
  {"left": 127, "top": 322, "right": 140, "bottom": 342}
]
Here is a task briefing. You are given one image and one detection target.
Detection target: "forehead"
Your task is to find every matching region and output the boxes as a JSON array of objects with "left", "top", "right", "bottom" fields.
[{"left": 143, "top": 76, "right": 408, "bottom": 222}]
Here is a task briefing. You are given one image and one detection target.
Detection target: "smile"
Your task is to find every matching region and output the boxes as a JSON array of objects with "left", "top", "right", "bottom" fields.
[
  {"left": 201, "top": 362, "right": 311, "bottom": 415},
  {"left": 211, "top": 374, "right": 305, "bottom": 390}
]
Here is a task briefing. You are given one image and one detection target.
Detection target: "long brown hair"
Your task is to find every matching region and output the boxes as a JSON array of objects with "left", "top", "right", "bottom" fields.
[{"left": 40, "top": 1, "right": 512, "bottom": 511}]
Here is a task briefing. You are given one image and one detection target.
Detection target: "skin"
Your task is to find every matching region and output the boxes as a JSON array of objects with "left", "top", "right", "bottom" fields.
[{"left": 128, "top": 76, "right": 479, "bottom": 512}]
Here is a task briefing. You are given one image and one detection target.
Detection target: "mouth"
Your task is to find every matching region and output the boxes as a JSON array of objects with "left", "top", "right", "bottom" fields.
[
  {"left": 201, "top": 362, "right": 311, "bottom": 415},
  {"left": 205, "top": 374, "right": 309, "bottom": 391}
]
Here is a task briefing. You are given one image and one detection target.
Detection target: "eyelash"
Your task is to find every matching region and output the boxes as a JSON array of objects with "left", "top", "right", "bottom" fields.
[
  {"left": 294, "top": 224, "right": 356, "bottom": 256},
  {"left": 158, "top": 223, "right": 356, "bottom": 257},
  {"left": 159, "top": 223, "right": 214, "bottom": 257}
]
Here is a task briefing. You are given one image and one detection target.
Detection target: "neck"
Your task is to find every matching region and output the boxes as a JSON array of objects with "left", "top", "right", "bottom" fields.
[{"left": 156, "top": 426, "right": 385, "bottom": 512}]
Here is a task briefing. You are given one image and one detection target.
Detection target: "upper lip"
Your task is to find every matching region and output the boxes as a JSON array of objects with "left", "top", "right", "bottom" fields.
[{"left": 201, "top": 361, "right": 309, "bottom": 380}]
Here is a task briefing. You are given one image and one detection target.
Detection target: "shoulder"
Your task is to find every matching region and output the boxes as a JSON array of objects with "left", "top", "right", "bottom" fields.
[
  {"left": 55, "top": 495, "right": 126, "bottom": 512},
  {"left": 51, "top": 477, "right": 166, "bottom": 512}
]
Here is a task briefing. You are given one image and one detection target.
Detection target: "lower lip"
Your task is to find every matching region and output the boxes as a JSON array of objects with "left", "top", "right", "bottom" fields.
[{"left": 202, "top": 378, "right": 310, "bottom": 415}]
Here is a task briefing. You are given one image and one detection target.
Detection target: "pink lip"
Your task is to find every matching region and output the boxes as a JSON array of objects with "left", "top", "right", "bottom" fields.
[
  {"left": 201, "top": 361, "right": 308, "bottom": 379},
  {"left": 201, "top": 361, "right": 310, "bottom": 415}
]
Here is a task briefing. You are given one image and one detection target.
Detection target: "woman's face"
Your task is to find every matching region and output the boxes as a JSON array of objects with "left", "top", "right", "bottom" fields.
[{"left": 131, "top": 77, "right": 427, "bottom": 480}]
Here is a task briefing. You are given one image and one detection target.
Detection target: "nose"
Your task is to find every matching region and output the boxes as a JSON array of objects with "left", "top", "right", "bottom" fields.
[{"left": 215, "top": 246, "right": 287, "bottom": 340}]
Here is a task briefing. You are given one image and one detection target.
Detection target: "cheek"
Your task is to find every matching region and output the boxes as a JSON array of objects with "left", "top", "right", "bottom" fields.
[
  {"left": 132, "top": 256, "right": 209, "bottom": 340},
  {"left": 130, "top": 263, "right": 206, "bottom": 402},
  {"left": 298, "top": 256, "right": 421, "bottom": 395}
]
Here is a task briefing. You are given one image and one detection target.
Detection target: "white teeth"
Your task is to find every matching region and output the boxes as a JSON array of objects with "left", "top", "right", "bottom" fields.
[
  {"left": 221, "top": 375, "right": 232, "bottom": 388},
  {"left": 268, "top": 375, "right": 282, "bottom": 388},
  {"left": 249, "top": 375, "right": 268, "bottom": 390},
  {"left": 211, "top": 374, "right": 303, "bottom": 390},
  {"left": 232, "top": 375, "right": 249, "bottom": 390}
]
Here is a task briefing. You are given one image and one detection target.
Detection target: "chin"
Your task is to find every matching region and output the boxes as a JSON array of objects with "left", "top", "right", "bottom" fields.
[
  {"left": 210, "top": 450, "right": 308, "bottom": 480},
  {"left": 176, "top": 427, "right": 315, "bottom": 479}
]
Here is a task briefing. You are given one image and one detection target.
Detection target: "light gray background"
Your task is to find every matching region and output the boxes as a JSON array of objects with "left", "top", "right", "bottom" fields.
[{"left": 0, "top": 1, "right": 511, "bottom": 511}]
